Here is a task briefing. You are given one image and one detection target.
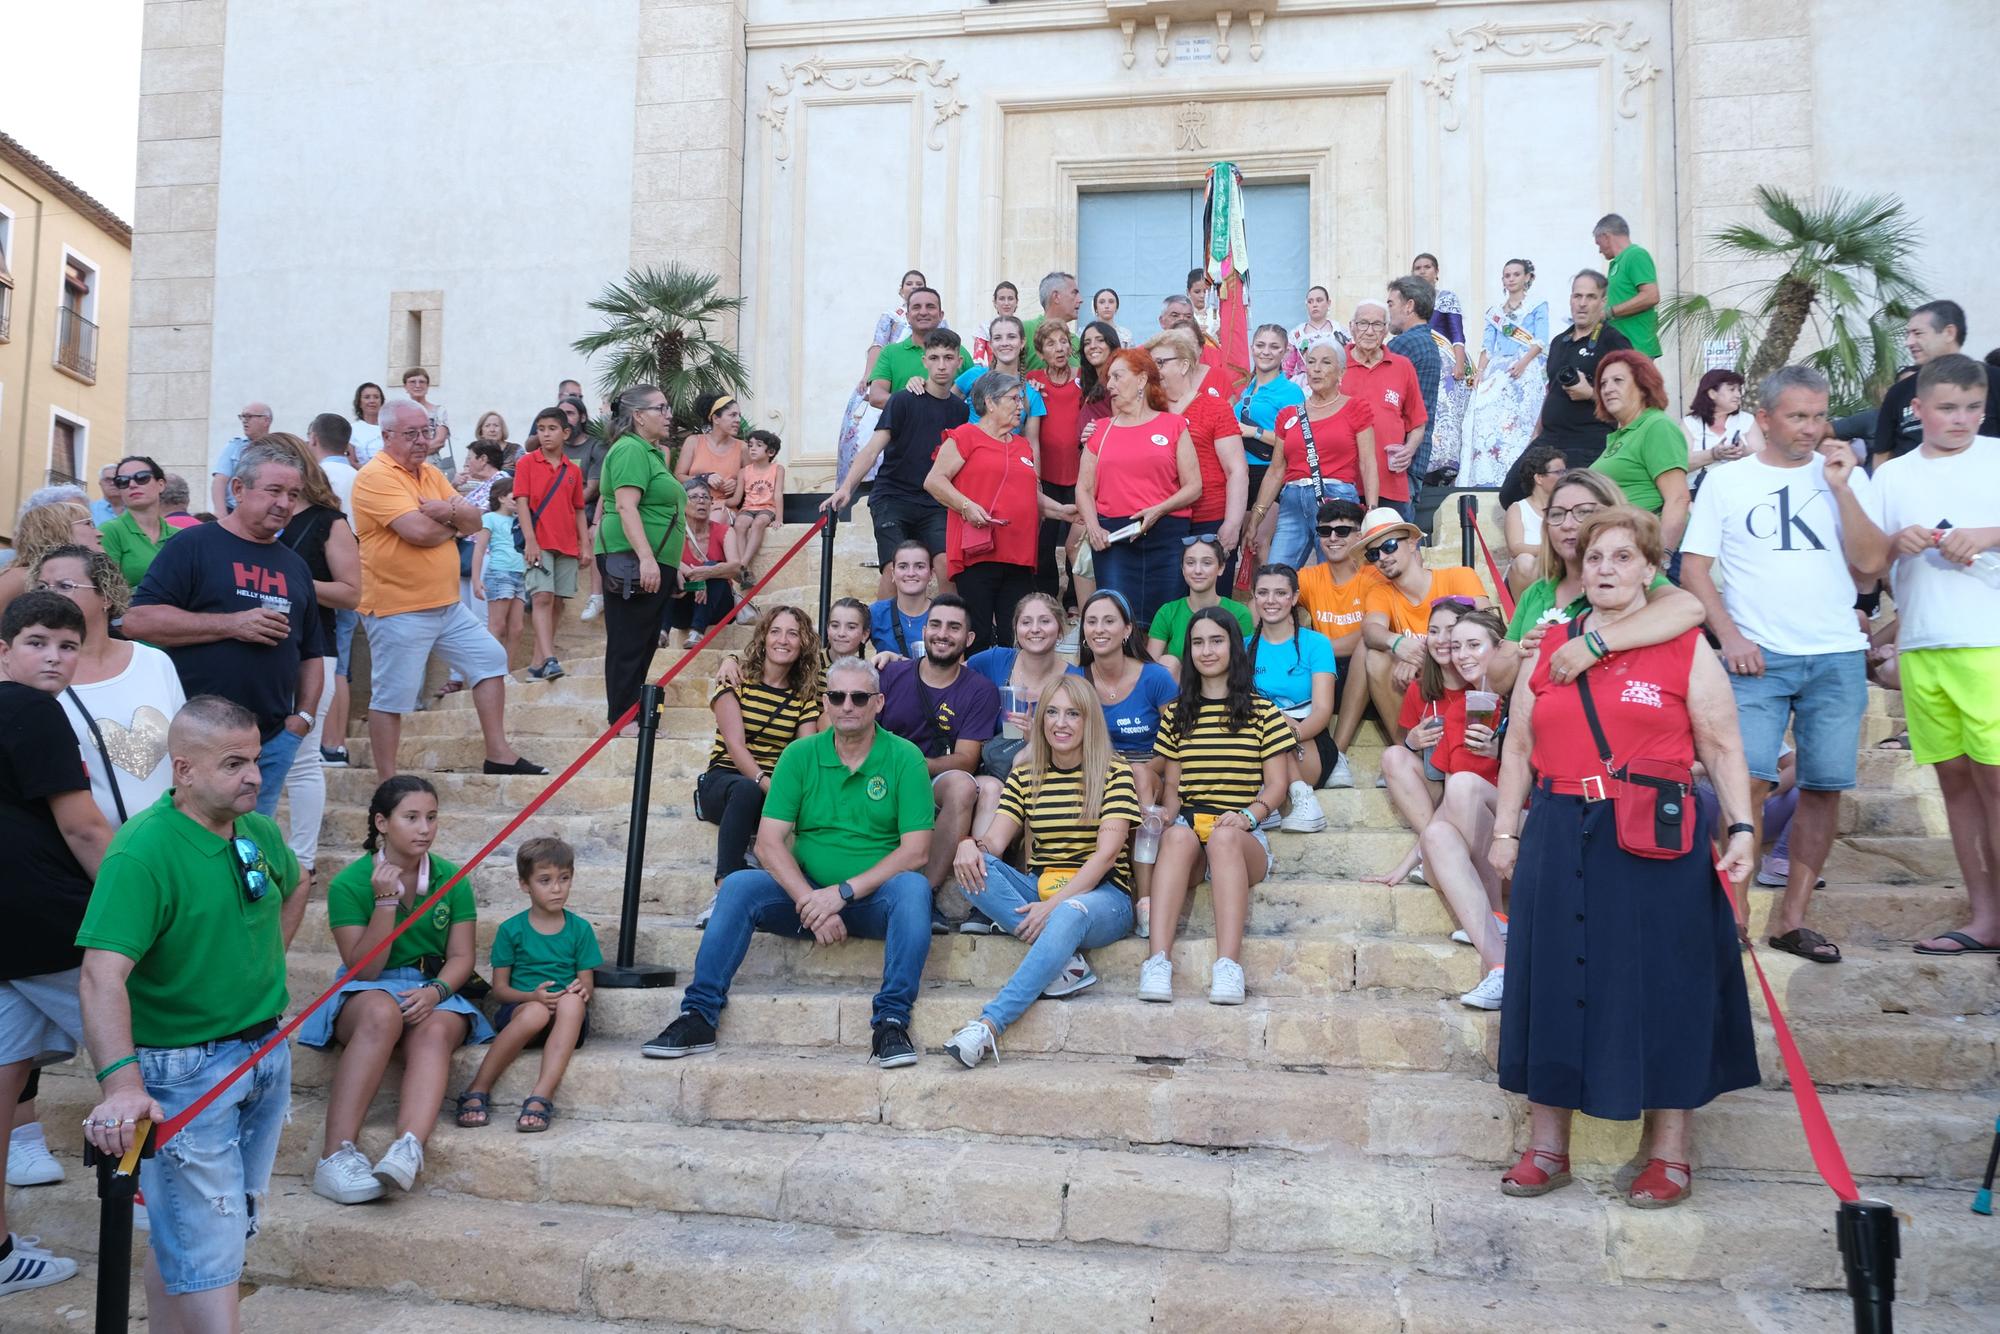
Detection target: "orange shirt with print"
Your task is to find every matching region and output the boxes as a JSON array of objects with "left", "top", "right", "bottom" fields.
[
  {"left": 1297, "top": 562, "right": 1383, "bottom": 653},
  {"left": 352, "top": 455, "right": 463, "bottom": 616},
  {"left": 1361, "top": 565, "right": 1487, "bottom": 637}
]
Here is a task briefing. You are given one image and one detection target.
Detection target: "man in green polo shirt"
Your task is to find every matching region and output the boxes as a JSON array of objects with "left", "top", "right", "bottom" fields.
[
  {"left": 1021, "top": 270, "right": 1083, "bottom": 371},
  {"left": 1594, "top": 212, "right": 1662, "bottom": 357},
  {"left": 867, "top": 286, "right": 970, "bottom": 408},
  {"left": 77, "top": 695, "right": 305, "bottom": 1330},
  {"left": 643, "top": 656, "right": 934, "bottom": 1067}
]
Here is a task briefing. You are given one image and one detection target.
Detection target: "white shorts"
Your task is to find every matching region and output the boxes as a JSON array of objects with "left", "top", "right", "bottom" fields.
[
  {"left": 0, "top": 967, "right": 86, "bottom": 1067},
  {"left": 362, "top": 602, "right": 510, "bottom": 714}
]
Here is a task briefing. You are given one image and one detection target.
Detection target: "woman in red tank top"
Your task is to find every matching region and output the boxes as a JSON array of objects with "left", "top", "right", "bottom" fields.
[{"left": 1485, "top": 508, "right": 1760, "bottom": 1210}]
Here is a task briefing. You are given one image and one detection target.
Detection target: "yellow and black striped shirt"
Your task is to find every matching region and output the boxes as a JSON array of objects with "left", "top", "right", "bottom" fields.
[
  {"left": 997, "top": 762, "right": 1141, "bottom": 891},
  {"left": 1156, "top": 695, "right": 1293, "bottom": 814},
  {"left": 707, "top": 681, "right": 822, "bottom": 774}
]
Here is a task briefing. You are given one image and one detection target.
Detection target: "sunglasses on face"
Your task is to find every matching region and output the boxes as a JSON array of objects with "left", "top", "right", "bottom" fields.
[
  {"left": 232, "top": 836, "right": 271, "bottom": 903},
  {"left": 825, "top": 690, "right": 877, "bottom": 707},
  {"left": 1316, "top": 523, "right": 1358, "bottom": 539},
  {"left": 112, "top": 470, "right": 158, "bottom": 488},
  {"left": 1363, "top": 538, "right": 1405, "bottom": 564}
]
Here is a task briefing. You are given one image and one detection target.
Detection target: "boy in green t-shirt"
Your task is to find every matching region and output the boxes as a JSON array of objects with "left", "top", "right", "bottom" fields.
[
  {"left": 1146, "top": 534, "right": 1254, "bottom": 679},
  {"left": 456, "top": 836, "right": 600, "bottom": 1132}
]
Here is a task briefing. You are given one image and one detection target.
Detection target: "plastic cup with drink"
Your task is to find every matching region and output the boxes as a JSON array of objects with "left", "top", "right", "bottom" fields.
[{"left": 1133, "top": 804, "right": 1168, "bottom": 865}]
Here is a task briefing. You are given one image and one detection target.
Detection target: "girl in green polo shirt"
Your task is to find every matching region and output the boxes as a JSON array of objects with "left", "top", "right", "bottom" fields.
[{"left": 301, "top": 777, "right": 493, "bottom": 1206}]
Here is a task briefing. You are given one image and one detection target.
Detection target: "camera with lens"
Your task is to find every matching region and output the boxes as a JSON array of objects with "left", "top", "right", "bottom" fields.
[{"left": 1558, "top": 364, "right": 1587, "bottom": 388}]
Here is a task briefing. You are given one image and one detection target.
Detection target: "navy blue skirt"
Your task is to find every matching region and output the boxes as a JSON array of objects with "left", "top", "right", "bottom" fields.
[{"left": 1496, "top": 789, "right": 1758, "bottom": 1121}]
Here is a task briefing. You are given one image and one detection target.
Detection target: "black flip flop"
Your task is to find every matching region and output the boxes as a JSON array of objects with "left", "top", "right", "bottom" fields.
[
  {"left": 1912, "top": 930, "right": 2000, "bottom": 956},
  {"left": 1767, "top": 927, "right": 1841, "bottom": 964}
]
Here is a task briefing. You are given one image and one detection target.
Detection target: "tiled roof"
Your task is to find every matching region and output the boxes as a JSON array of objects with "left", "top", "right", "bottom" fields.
[{"left": 0, "top": 129, "right": 133, "bottom": 245}]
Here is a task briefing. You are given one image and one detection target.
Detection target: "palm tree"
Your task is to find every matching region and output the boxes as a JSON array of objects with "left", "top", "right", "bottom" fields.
[
  {"left": 571, "top": 265, "right": 749, "bottom": 431},
  {"left": 1661, "top": 187, "right": 1922, "bottom": 411}
]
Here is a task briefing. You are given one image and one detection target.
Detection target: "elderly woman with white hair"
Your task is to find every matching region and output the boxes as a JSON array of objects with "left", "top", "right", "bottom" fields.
[
  {"left": 1252, "top": 339, "right": 1379, "bottom": 569},
  {"left": 925, "top": 371, "right": 1048, "bottom": 651}
]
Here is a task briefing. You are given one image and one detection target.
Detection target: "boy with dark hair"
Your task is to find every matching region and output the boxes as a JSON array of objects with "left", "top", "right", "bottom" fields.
[
  {"left": 455, "top": 835, "right": 599, "bottom": 1132},
  {"left": 0, "top": 591, "right": 114, "bottom": 1294}
]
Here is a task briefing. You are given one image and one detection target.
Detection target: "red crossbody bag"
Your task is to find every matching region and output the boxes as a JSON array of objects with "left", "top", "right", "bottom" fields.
[{"left": 1566, "top": 619, "right": 1696, "bottom": 860}]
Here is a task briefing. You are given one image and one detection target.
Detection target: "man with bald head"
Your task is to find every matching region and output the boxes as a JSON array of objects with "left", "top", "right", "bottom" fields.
[
  {"left": 78, "top": 694, "right": 303, "bottom": 1329},
  {"left": 1341, "top": 302, "right": 1427, "bottom": 520},
  {"left": 212, "top": 401, "right": 274, "bottom": 513}
]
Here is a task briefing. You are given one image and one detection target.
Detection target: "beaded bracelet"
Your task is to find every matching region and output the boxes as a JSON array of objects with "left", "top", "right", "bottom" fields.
[
  {"left": 96, "top": 1055, "right": 138, "bottom": 1083},
  {"left": 428, "top": 979, "right": 452, "bottom": 1002}
]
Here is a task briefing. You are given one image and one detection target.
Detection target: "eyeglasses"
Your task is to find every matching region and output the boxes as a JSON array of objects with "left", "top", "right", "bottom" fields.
[
  {"left": 1362, "top": 538, "right": 1405, "bottom": 564},
  {"left": 1351, "top": 319, "right": 1387, "bottom": 330},
  {"left": 633, "top": 402, "right": 667, "bottom": 416},
  {"left": 111, "top": 470, "right": 158, "bottom": 488},
  {"left": 824, "top": 690, "right": 878, "bottom": 706},
  {"left": 1548, "top": 503, "right": 1603, "bottom": 525},
  {"left": 231, "top": 836, "right": 271, "bottom": 903},
  {"left": 1315, "top": 523, "right": 1358, "bottom": 539},
  {"left": 32, "top": 579, "right": 93, "bottom": 596},
  {"left": 237, "top": 412, "right": 270, "bottom": 423},
  {"left": 384, "top": 425, "right": 439, "bottom": 443}
]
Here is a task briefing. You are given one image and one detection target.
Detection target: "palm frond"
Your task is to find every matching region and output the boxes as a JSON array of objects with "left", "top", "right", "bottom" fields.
[{"left": 571, "top": 264, "right": 750, "bottom": 426}]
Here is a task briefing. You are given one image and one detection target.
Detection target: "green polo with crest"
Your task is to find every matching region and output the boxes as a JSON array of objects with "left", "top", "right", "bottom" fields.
[
  {"left": 763, "top": 724, "right": 933, "bottom": 888},
  {"left": 325, "top": 851, "right": 475, "bottom": 969}
]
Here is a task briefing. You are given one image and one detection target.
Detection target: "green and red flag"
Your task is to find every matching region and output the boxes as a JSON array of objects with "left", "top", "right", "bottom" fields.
[{"left": 1201, "top": 162, "right": 1251, "bottom": 394}]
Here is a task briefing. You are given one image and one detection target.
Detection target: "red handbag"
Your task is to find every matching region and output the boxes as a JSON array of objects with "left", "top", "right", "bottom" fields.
[
  {"left": 1568, "top": 621, "right": 1696, "bottom": 860},
  {"left": 958, "top": 441, "right": 1013, "bottom": 559}
]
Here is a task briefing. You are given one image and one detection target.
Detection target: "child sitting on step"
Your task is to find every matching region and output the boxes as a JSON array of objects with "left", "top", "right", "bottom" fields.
[
  {"left": 456, "top": 836, "right": 600, "bottom": 1132},
  {"left": 734, "top": 429, "right": 786, "bottom": 591}
]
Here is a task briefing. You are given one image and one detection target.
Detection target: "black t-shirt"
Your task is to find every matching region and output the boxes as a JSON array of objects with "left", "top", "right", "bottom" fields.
[
  {"left": 1537, "top": 322, "right": 1633, "bottom": 452},
  {"left": 0, "top": 681, "right": 94, "bottom": 979},
  {"left": 872, "top": 389, "right": 970, "bottom": 503},
  {"left": 280, "top": 505, "right": 344, "bottom": 647},
  {"left": 133, "top": 522, "right": 326, "bottom": 737},
  {"left": 1874, "top": 362, "right": 2000, "bottom": 464}
]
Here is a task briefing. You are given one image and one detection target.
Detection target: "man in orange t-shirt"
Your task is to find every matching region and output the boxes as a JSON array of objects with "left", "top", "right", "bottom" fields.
[
  {"left": 1295, "top": 496, "right": 1383, "bottom": 766},
  {"left": 1354, "top": 507, "right": 1488, "bottom": 741}
]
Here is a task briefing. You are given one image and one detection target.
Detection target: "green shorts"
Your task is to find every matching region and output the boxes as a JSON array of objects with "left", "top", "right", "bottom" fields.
[
  {"left": 525, "top": 552, "right": 580, "bottom": 598},
  {"left": 1899, "top": 645, "right": 2000, "bottom": 766}
]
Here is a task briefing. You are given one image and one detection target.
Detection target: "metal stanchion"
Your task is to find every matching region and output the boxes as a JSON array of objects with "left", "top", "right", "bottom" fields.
[
  {"left": 1838, "top": 1198, "right": 1900, "bottom": 1332},
  {"left": 84, "top": 1117, "right": 153, "bottom": 1334},
  {"left": 1457, "top": 493, "right": 1478, "bottom": 570},
  {"left": 596, "top": 681, "right": 675, "bottom": 988},
  {"left": 817, "top": 505, "right": 840, "bottom": 633}
]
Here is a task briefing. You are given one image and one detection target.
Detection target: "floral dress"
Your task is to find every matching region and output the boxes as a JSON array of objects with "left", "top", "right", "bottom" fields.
[
  {"left": 835, "top": 301, "right": 910, "bottom": 487},
  {"left": 1428, "top": 290, "right": 1470, "bottom": 477},
  {"left": 1458, "top": 299, "right": 1549, "bottom": 487}
]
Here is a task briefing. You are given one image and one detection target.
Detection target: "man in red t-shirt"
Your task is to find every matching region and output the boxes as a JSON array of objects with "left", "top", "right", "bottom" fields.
[
  {"left": 514, "top": 407, "right": 590, "bottom": 678},
  {"left": 1340, "top": 302, "right": 1427, "bottom": 520}
]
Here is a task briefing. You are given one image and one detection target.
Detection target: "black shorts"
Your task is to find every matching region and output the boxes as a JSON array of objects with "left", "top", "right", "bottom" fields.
[
  {"left": 869, "top": 492, "right": 949, "bottom": 565},
  {"left": 1308, "top": 728, "right": 1339, "bottom": 779}
]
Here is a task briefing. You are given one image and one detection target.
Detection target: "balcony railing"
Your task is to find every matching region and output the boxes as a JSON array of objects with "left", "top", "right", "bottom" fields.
[{"left": 55, "top": 305, "right": 98, "bottom": 381}]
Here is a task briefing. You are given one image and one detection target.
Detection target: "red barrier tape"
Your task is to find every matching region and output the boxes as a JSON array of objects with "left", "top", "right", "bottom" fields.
[
  {"left": 1712, "top": 862, "right": 1860, "bottom": 1203},
  {"left": 155, "top": 515, "right": 831, "bottom": 1143},
  {"left": 1467, "top": 512, "right": 1518, "bottom": 619}
]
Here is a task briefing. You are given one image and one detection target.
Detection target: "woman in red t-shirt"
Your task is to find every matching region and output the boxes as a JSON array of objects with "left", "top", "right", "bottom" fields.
[
  {"left": 1075, "top": 348, "right": 1201, "bottom": 631},
  {"left": 1369, "top": 599, "right": 1467, "bottom": 887},
  {"left": 1253, "top": 341, "right": 1379, "bottom": 571},
  {"left": 925, "top": 372, "right": 1046, "bottom": 649},
  {"left": 1026, "top": 320, "right": 1086, "bottom": 607},
  {"left": 1147, "top": 326, "right": 1247, "bottom": 578}
]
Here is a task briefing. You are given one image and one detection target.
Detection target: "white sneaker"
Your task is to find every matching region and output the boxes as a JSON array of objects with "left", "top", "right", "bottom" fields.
[
  {"left": 694, "top": 893, "right": 718, "bottom": 929},
  {"left": 1374, "top": 773, "right": 1388, "bottom": 789},
  {"left": 1041, "top": 953, "right": 1097, "bottom": 998},
  {"left": 1133, "top": 897, "right": 1150, "bottom": 939},
  {"left": 1409, "top": 861, "right": 1427, "bottom": 886},
  {"left": 5, "top": 1136, "right": 63, "bottom": 1186},
  {"left": 1138, "top": 952, "right": 1174, "bottom": 1002},
  {"left": 943, "top": 1019, "right": 999, "bottom": 1069},
  {"left": 580, "top": 593, "right": 604, "bottom": 621},
  {"left": 1460, "top": 967, "right": 1506, "bottom": 1011},
  {"left": 1327, "top": 752, "right": 1355, "bottom": 789},
  {"left": 371, "top": 1131, "right": 425, "bottom": 1192},
  {"left": 1208, "top": 957, "right": 1247, "bottom": 1005},
  {"left": 0, "top": 1236, "right": 75, "bottom": 1296},
  {"left": 1450, "top": 929, "right": 1472, "bottom": 946},
  {"left": 313, "top": 1142, "right": 384, "bottom": 1204},
  {"left": 1279, "top": 781, "right": 1327, "bottom": 833}
]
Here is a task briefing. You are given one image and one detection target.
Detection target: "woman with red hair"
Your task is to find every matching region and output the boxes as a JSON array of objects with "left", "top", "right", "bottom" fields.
[
  {"left": 1592, "top": 349, "right": 1692, "bottom": 553},
  {"left": 1075, "top": 348, "right": 1201, "bottom": 630}
]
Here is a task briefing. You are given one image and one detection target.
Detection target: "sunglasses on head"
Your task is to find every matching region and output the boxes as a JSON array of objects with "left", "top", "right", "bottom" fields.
[
  {"left": 1316, "top": 523, "right": 1358, "bottom": 539},
  {"left": 112, "top": 470, "right": 158, "bottom": 488},
  {"left": 825, "top": 689, "right": 877, "bottom": 706},
  {"left": 231, "top": 836, "right": 271, "bottom": 903},
  {"left": 1362, "top": 538, "right": 1405, "bottom": 564},
  {"left": 1431, "top": 595, "right": 1477, "bottom": 610},
  {"left": 1181, "top": 534, "right": 1224, "bottom": 551}
]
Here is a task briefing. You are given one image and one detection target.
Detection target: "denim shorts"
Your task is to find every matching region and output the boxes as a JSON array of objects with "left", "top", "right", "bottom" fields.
[
  {"left": 333, "top": 606, "right": 358, "bottom": 678},
  {"left": 1729, "top": 648, "right": 1866, "bottom": 789},
  {"left": 139, "top": 1038, "right": 291, "bottom": 1295},
  {"left": 482, "top": 566, "right": 526, "bottom": 603}
]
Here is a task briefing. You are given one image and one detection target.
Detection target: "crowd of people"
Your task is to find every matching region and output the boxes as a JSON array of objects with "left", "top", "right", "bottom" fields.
[{"left": 3, "top": 217, "right": 1998, "bottom": 1325}]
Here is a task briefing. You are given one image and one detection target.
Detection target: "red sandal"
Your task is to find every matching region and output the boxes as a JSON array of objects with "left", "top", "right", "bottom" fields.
[
  {"left": 1500, "top": 1147, "right": 1572, "bottom": 1197},
  {"left": 1627, "top": 1157, "right": 1693, "bottom": 1208}
]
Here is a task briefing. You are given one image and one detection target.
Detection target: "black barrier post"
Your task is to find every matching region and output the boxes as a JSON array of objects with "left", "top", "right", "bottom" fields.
[
  {"left": 1457, "top": 493, "right": 1478, "bottom": 569},
  {"left": 1838, "top": 1199, "right": 1900, "bottom": 1332},
  {"left": 84, "top": 1118, "right": 154, "bottom": 1333},
  {"left": 818, "top": 505, "right": 840, "bottom": 633},
  {"left": 597, "top": 681, "right": 675, "bottom": 988}
]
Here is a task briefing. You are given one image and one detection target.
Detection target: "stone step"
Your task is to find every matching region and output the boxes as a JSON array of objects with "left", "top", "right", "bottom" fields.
[{"left": 24, "top": 1176, "right": 1994, "bottom": 1330}]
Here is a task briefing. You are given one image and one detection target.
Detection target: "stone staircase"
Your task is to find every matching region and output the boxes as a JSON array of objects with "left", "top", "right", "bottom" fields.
[{"left": 14, "top": 509, "right": 2000, "bottom": 1330}]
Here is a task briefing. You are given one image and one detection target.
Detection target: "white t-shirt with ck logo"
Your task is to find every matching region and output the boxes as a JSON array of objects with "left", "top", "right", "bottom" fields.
[{"left": 1682, "top": 453, "right": 1871, "bottom": 657}]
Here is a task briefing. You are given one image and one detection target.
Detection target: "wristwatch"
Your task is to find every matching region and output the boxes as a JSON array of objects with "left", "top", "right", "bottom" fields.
[
  {"left": 292, "top": 710, "right": 315, "bottom": 728},
  {"left": 837, "top": 881, "right": 856, "bottom": 903}
]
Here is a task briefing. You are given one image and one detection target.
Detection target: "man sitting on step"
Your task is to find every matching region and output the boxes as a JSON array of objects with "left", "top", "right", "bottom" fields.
[{"left": 642, "top": 656, "right": 935, "bottom": 1068}]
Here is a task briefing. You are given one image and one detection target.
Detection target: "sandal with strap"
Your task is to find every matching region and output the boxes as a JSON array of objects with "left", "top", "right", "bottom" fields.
[
  {"left": 1627, "top": 1157, "right": 1693, "bottom": 1209},
  {"left": 1767, "top": 926, "right": 1841, "bottom": 964},
  {"left": 1499, "top": 1147, "right": 1572, "bottom": 1197},
  {"left": 454, "top": 1090, "right": 491, "bottom": 1129},
  {"left": 517, "top": 1095, "right": 555, "bottom": 1133}
]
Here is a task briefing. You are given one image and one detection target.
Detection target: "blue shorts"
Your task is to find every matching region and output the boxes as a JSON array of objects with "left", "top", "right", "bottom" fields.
[
  {"left": 482, "top": 566, "right": 526, "bottom": 603},
  {"left": 333, "top": 606, "right": 358, "bottom": 678},
  {"left": 297, "top": 964, "right": 495, "bottom": 1048},
  {"left": 1729, "top": 648, "right": 1866, "bottom": 789},
  {"left": 138, "top": 1038, "right": 290, "bottom": 1295}
]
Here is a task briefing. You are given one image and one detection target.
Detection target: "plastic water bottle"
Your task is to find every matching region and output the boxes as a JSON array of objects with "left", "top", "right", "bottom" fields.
[{"left": 1133, "top": 804, "right": 1167, "bottom": 865}]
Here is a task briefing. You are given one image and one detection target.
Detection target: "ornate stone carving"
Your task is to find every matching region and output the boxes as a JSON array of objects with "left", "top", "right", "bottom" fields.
[
  {"left": 1424, "top": 18, "right": 1659, "bottom": 131},
  {"left": 1174, "top": 101, "right": 1209, "bottom": 152},
  {"left": 760, "top": 53, "right": 963, "bottom": 161}
]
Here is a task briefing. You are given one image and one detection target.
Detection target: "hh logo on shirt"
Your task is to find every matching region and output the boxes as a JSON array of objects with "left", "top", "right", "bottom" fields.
[
  {"left": 232, "top": 562, "right": 293, "bottom": 616},
  {"left": 1620, "top": 679, "right": 1664, "bottom": 709}
]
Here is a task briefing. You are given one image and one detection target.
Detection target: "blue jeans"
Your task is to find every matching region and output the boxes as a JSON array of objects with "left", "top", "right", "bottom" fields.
[
  {"left": 254, "top": 727, "right": 304, "bottom": 818},
  {"left": 962, "top": 855, "right": 1133, "bottom": 1033},
  {"left": 1270, "top": 484, "right": 1321, "bottom": 571},
  {"left": 1092, "top": 512, "right": 1189, "bottom": 631},
  {"left": 138, "top": 1038, "right": 291, "bottom": 1295},
  {"left": 1729, "top": 649, "right": 1867, "bottom": 789},
  {"left": 681, "top": 868, "right": 933, "bottom": 1029}
]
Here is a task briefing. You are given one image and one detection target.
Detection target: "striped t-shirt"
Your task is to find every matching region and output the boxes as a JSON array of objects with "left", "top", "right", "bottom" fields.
[
  {"left": 997, "top": 761, "right": 1141, "bottom": 892},
  {"left": 1156, "top": 694, "right": 1294, "bottom": 814},
  {"left": 707, "top": 681, "right": 822, "bottom": 774}
]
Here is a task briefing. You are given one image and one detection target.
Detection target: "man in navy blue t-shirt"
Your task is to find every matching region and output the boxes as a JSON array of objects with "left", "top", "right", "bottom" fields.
[{"left": 126, "top": 444, "right": 324, "bottom": 817}]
